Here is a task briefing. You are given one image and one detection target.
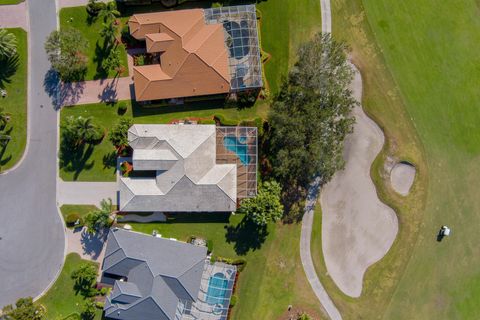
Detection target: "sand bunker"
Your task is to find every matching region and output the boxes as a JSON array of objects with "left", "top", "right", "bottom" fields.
[
  {"left": 320, "top": 64, "right": 398, "bottom": 298},
  {"left": 390, "top": 162, "right": 416, "bottom": 196}
]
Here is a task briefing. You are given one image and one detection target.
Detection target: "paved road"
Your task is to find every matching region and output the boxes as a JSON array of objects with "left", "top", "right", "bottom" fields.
[
  {"left": 299, "top": 0, "right": 342, "bottom": 319},
  {"left": 0, "top": 0, "right": 65, "bottom": 308}
]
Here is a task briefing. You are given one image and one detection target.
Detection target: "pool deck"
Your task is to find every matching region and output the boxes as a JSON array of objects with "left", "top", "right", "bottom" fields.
[{"left": 181, "top": 261, "right": 236, "bottom": 320}]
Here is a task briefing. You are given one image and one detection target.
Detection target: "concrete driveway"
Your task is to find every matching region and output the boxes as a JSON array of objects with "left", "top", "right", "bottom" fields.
[{"left": 0, "top": 0, "right": 65, "bottom": 308}]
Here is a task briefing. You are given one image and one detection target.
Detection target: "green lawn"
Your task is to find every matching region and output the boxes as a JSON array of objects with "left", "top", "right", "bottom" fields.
[
  {"left": 310, "top": 0, "right": 480, "bottom": 319},
  {"left": 60, "top": 6, "right": 129, "bottom": 81},
  {"left": 0, "top": 28, "right": 27, "bottom": 172},
  {"left": 38, "top": 253, "right": 102, "bottom": 320},
  {"left": 129, "top": 213, "right": 325, "bottom": 319},
  {"left": 357, "top": 0, "right": 480, "bottom": 319},
  {"left": 60, "top": 204, "right": 98, "bottom": 228},
  {"left": 0, "top": 0, "right": 23, "bottom": 4}
]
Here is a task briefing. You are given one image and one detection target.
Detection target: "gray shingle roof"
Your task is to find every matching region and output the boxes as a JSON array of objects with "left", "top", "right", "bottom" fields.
[
  {"left": 102, "top": 229, "right": 207, "bottom": 320},
  {"left": 119, "top": 124, "right": 237, "bottom": 212}
]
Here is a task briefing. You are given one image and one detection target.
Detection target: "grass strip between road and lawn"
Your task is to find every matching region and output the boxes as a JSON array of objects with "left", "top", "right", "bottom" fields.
[
  {"left": 59, "top": 6, "right": 129, "bottom": 81},
  {"left": 0, "top": 28, "right": 27, "bottom": 173},
  {"left": 38, "top": 253, "right": 102, "bottom": 320},
  {"left": 0, "top": 0, "right": 23, "bottom": 4}
]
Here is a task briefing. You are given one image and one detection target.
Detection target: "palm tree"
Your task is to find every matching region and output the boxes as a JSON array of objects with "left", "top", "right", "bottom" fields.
[
  {"left": 0, "top": 29, "right": 17, "bottom": 59},
  {"left": 75, "top": 116, "right": 103, "bottom": 144},
  {"left": 99, "top": 1, "right": 120, "bottom": 22},
  {"left": 100, "top": 21, "right": 118, "bottom": 49}
]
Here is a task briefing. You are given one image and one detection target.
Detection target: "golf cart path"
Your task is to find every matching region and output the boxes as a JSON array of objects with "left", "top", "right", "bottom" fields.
[
  {"left": 320, "top": 65, "right": 398, "bottom": 297},
  {"left": 299, "top": 0, "right": 342, "bottom": 319}
]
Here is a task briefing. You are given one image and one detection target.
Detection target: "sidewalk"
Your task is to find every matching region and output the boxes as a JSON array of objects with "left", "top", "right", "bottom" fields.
[{"left": 0, "top": 2, "right": 27, "bottom": 30}]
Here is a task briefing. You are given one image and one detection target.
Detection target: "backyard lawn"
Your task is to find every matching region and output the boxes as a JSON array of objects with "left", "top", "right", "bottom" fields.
[
  {"left": 130, "top": 213, "right": 325, "bottom": 319},
  {"left": 0, "top": 28, "right": 27, "bottom": 172},
  {"left": 59, "top": 6, "right": 129, "bottom": 81},
  {"left": 38, "top": 253, "right": 102, "bottom": 320}
]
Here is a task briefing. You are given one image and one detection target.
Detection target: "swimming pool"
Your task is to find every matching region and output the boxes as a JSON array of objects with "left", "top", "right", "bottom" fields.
[
  {"left": 223, "top": 136, "right": 250, "bottom": 165},
  {"left": 206, "top": 272, "right": 229, "bottom": 306}
]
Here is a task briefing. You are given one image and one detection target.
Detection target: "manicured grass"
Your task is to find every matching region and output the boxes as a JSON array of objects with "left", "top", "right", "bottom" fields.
[
  {"left": 0, "top": 28, "right": 27, "bottom": 172},
  {"left": 38, "top": 253, "right": 102, "bottom": 320},
  {"left": 256, "top": 0, "right": 321, "bottom": 94},
  {"left": 60, "top": 6, "right": 129, "bottom": 81},
  {"left": 129, "top": 213, "right": 325, "bottom": 319},
  {"left": 59, "top": 100, "right": 268, "bottom": 181},
  {"left": 308, "top": 0, "right": 429, "bottom": 318},
  {"left": 60, "top": 204, "right": 98, "bottom": 228},
  {"left": 355, "top": 0, "right": 480, "bottom": 319},
  {"left": 0, "top": 0, "right": 23, "bottom": 4}
]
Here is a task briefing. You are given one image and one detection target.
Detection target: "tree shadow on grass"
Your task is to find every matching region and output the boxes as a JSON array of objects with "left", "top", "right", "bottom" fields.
[
  {"left": 225, "top": 216, "right": 268, "bottom": 256},
  {"left": 44, "top": 69, "right": 85, "bottom": 109},
  {"left": 60, "top": 142, "right": 95, "bottom": 180},
  {"left": 93, "top": 41, "right": 109, "bottom": 80},
  {"left": 103, "top": 150, "right": 117, "bottom": 172},
  {"left": 0, "top": 54, "right": 19, "bottom": 89}
]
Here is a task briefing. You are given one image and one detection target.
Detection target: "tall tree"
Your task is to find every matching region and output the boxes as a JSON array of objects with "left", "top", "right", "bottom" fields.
[
  {"left": 101, "top": 47, "right": 121, "bottom": 74},
  {"left": 268, "top": 33, "right": 356, "bottom": 194},
  {"left": 99, "top": 1, "right": 120, "bottom": 22},
  {"left": 1, "top": 297, "right": 45, "bottom": 320},
  {"left": 100, "top": 21, "right": 118, "bottom": 49},
  {"left": 109, "top": 117, "right": 133, "bottom": 149},
  {"left": 238, "top": 180, "right": 284, "bottom": 226},
  {"left": 84, "top": 198, "right": 113, "bottom": 234},
  {"left": 62, "top": 116, "right": 104, "bottom": 146},
  {"left": 45, "top": 28, "right": 89, "bottom": 81},
  {"left": 0, "top": 29, "right": 17, "bottom": 59},
  {"left": 71, "top": 264, "right": 98, "bottom": 297}
]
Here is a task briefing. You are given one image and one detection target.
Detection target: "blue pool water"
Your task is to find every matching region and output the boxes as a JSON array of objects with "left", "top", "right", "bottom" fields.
[
  {"left": 206, "top": 272, "right": 229, "bottom": 305},
  {"left": 223, "top": 136, "right": 250, "bottom": 165}
]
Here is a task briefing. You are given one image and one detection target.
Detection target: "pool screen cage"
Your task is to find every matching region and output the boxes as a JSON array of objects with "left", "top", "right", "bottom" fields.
[
  {"left": 216, "top": 126, "right": 258, "bottom": 198},
  {"left": 178, "top": 261, "right": 237, "bottom": 320},
  {"left": 204, "top": 5, "right": 263, "bottom": 91}
]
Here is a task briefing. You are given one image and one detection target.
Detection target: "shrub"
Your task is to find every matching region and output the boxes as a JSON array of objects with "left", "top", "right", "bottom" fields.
[
  {"left": 117, "top": 102, "right": 128, "bottom": 115},
  {"left": 206, "top": 240, "right": 213, "bottom": 254},
  {"left": 95, "top": 301, "right": 105, "bottom": 309},
  {"left": 229, "top": 295, "right": 238, "bottom": 307},
  {"left": 99, "top": 287, "right": 110, "bottom": 296},
  {"left": 232, "top": 258, "right": 247, "bottom": 272},
  {"left": 214, "top": 114, "right": 238, "bottom": 126},
  {"left": 135, "top": 54, "right": 145, "bottom": 66},
  {"left": 65, "top": 213, "right": 81, "bottom": 227},
  {"left": 211, "top": 2, "right": 222, "bottom": 7},
  {"left": 86, "top": 0, "right": 106, "bottom": 17}
]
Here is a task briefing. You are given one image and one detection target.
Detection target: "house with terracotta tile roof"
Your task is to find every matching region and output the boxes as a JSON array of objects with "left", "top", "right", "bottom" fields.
[{"left": 128, "top": 5, "right": 262, "bottom": 102}]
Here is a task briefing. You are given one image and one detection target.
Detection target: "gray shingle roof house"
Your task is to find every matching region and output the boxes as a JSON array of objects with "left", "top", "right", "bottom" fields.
[
  {"left": 102, "top": 229, "right": 236, "bottom": 320},
  {"left": 119, "top": 124, "right": 237, "bottom": 212}
]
